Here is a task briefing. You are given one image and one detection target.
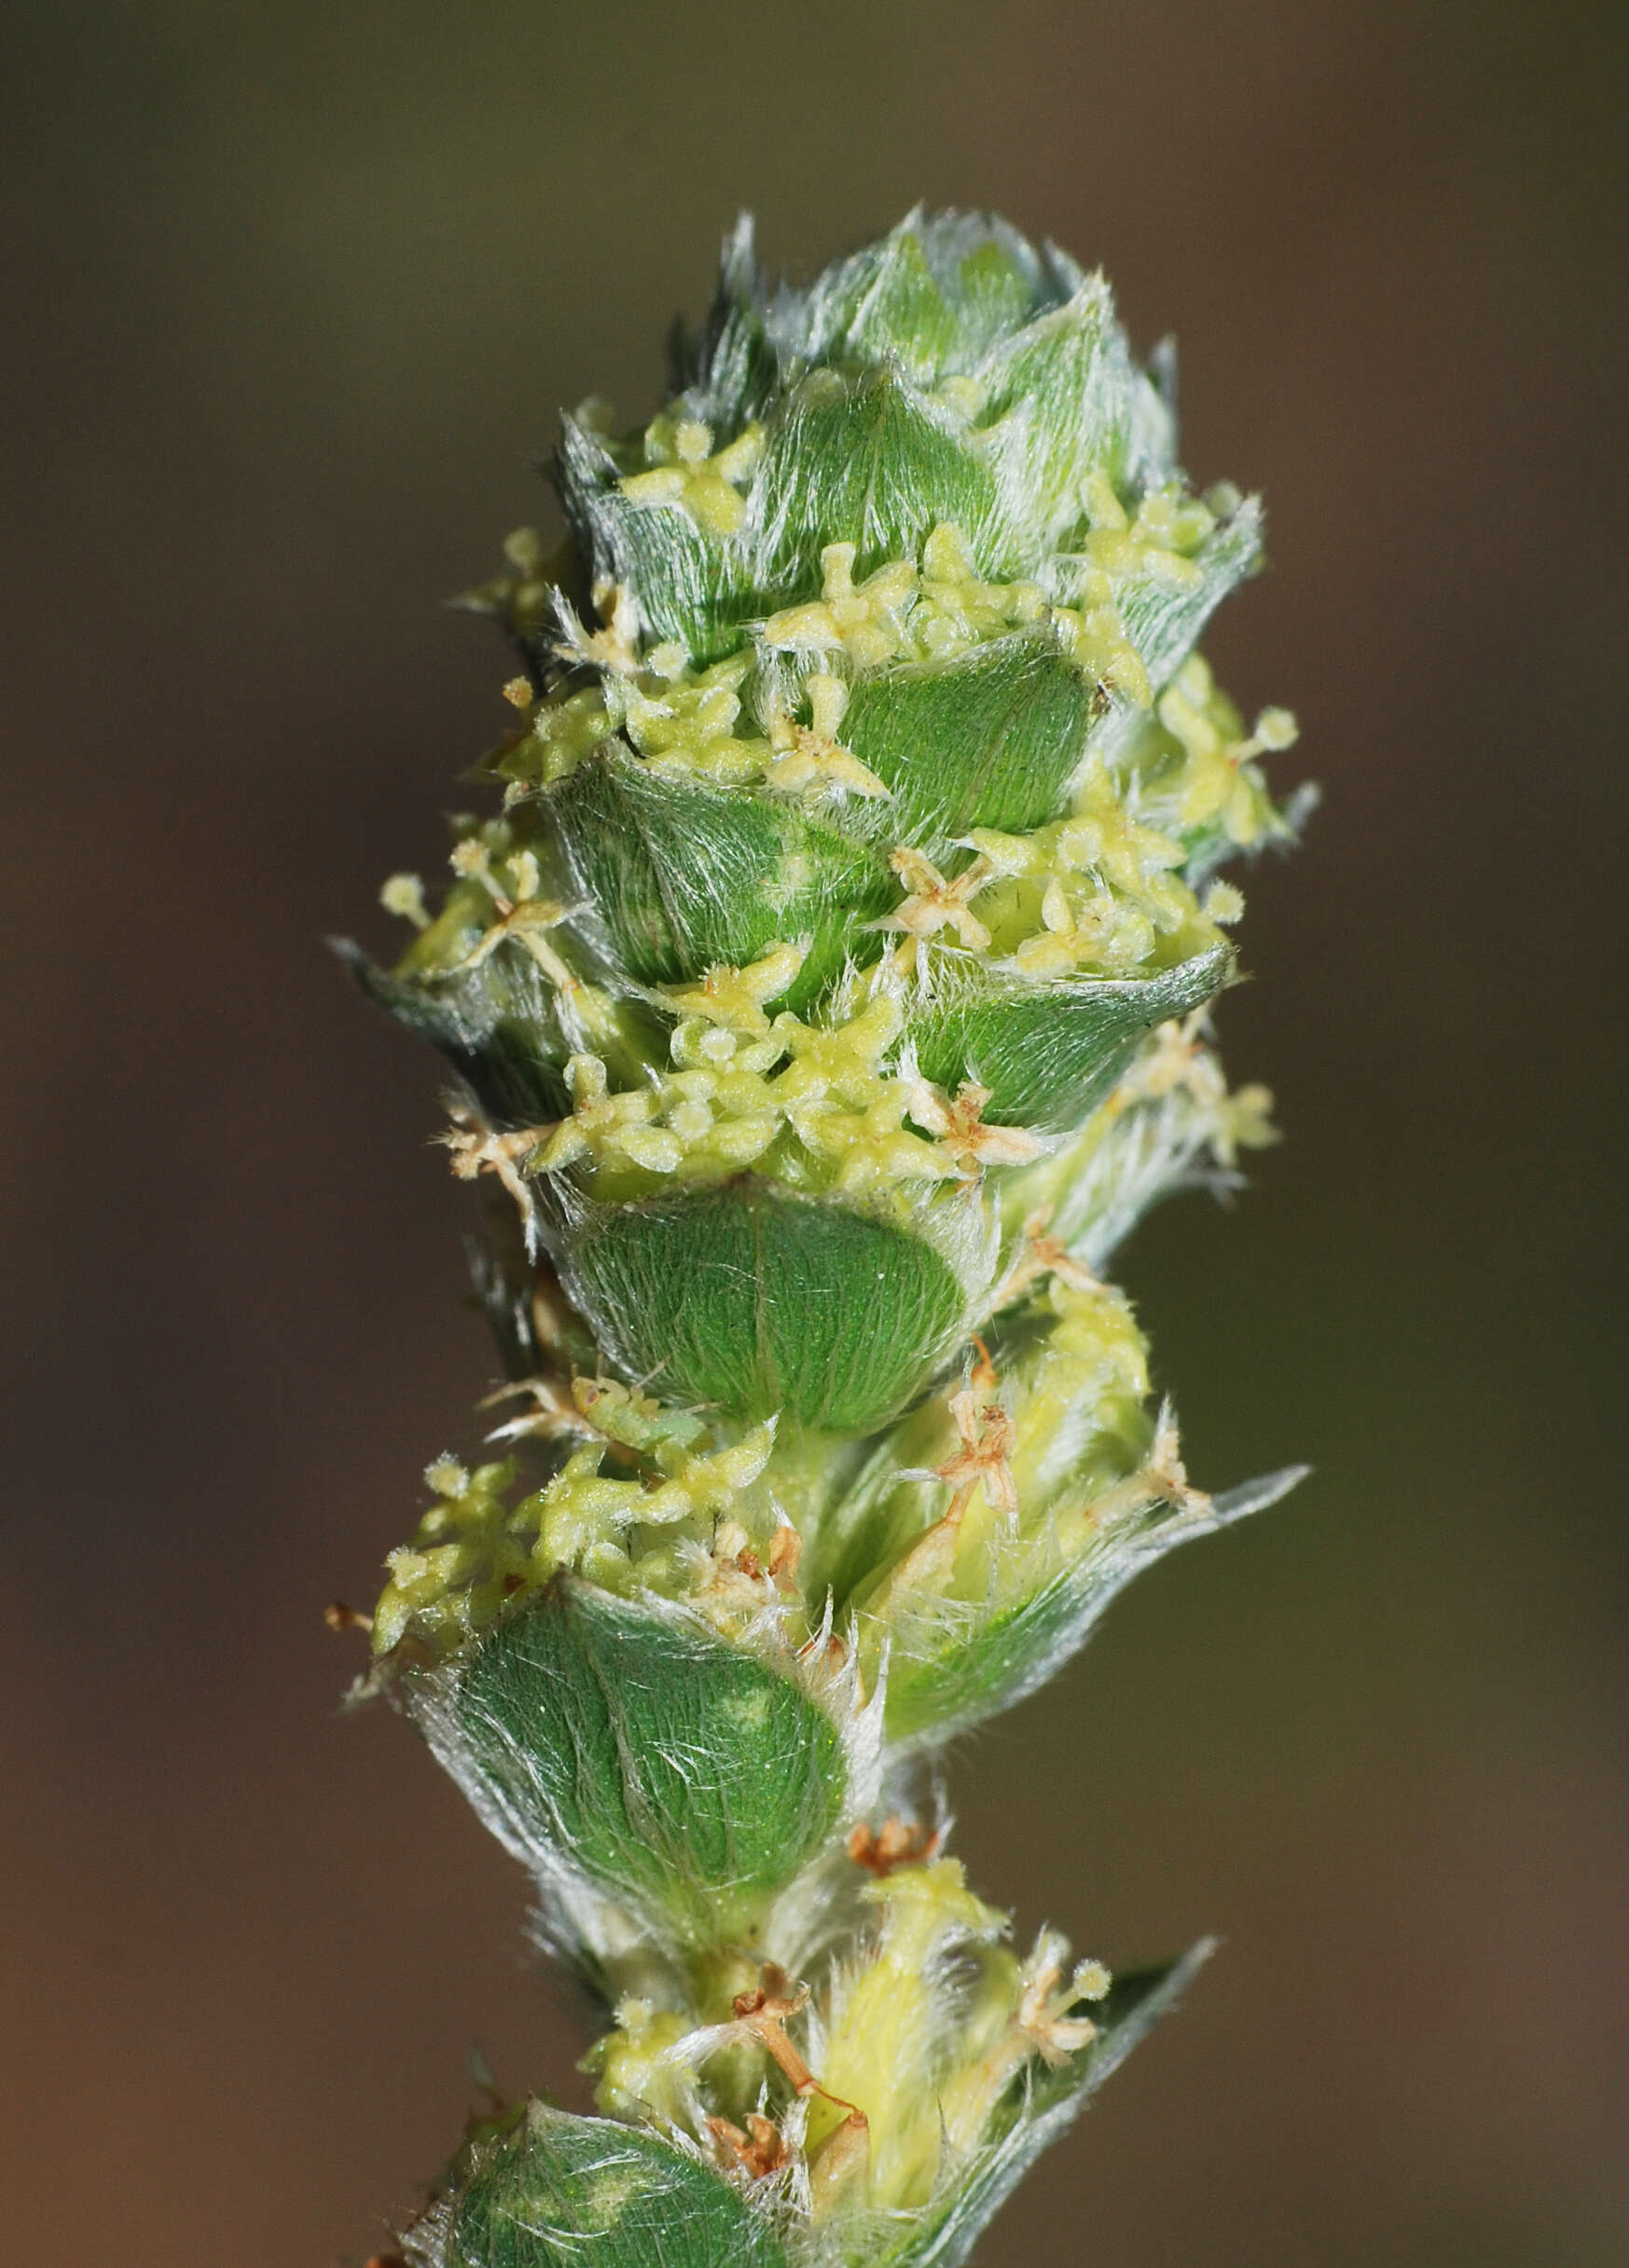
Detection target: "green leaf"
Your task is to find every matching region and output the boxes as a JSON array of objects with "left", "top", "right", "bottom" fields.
[
  {"left": 976, "top": 282, "right": 1135, "bottom": 540},
  {"left": 864, "top": 1947, "right": 1213, "bottom": 2268},
  {"left": 821, "top": 226, "right": 962, "bottom": 382},
  {"left": 878, "top": 1466, "right": 1308, "bottom": 1745},
  {"left": 840, "top": 631, "right": 1096, "bottom": 839},
  {"left": 439, "top": 1579, "right": 845, "bottom": 1945},
  {"left": 946, "top": 234, "right": 1048, "bottom": 364},
  {"left": 779, "top": 211, "right": 1060, "bottom": 380},
  {"left": 906, "top": 947, "right": 1231, "bottom": 1131},
  {"left": 444, "top": 2103, "right": 790, "bottom": 2268},
  {"left": 559, "top": 1178, "right": 970, "bottom": 1433},
  {"left": 555, "top": 417, "right": 753, "bottom": 664},
  {"left": 545, "top": 745, "right": 893, "bottom": 1007},
  {"left": 752, "top": 369, "right": 1013, "bottom": 602},
  {"left": 1116, "top": 496, "right": 1263, "bottom": 695},
  {"left": 681, "top": 213, "right": 780, "bottom": 432},
  {"left": 335, "top": 939, "right": 574, "bottom": 1130},
  {"left": 867, "top": 1503, "right": 1146, "bottom": 1747}
]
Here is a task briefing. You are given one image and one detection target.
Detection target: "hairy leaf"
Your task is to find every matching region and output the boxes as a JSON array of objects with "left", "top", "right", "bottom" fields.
[
  {"left": 433, "top": 1579, "right": 845, "bottom": 1944},
  {"left": 866, "top": 1946, "right": 1214, "bottom": 2268},
  {"left": 879, "top": 1466, "right": 1308, "bottom": 1745},
  {"left": 907, "top": 946, "right": 1230, "bottom": 1130},
  {"left": 336, "top": 939, "right": 574, "bottom": 1129},
  {"left": 547, "top": 745, "right": 892, "bottom": 1004},
  {"left": 841, "top": 631, "right": 1096, "bottom": 839},
  {"left": 558, "top": 1179, "right": 971, "bottom": 1434},
  {"left": 751, "top": 369, "right": 1015, "bottom": 602},
  {"left": 441, "top": 2104, "right": 790, "bottom": 2268}
]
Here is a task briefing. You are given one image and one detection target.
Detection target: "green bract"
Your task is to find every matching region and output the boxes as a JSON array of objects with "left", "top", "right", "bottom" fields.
[
  {"left": 841, "top": 1947, "right": 1215, "bottom": 2268},
  {"left": 904, "top": 944, "right": 1230, "bottom": 1130},
  {"left": 417, "top": 2105, "right": 793, "bottom": 2268},
  {"left": 547, "top": 747, "right": 892, "bottom": 1004},
  {"left": 412, "top": 1578, "right": 859, "bottom": 1947},
  {"left": 557, "top": 1180, "right": 973, "bottom": 1432},
  {"left": 344, "top": 208, "right": 1306, "bottom": 2268}
]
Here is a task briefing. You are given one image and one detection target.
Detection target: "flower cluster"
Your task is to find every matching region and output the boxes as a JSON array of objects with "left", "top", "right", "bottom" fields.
[{"left": 340, "top": 210, "right": 1305, "bottom": 2268}]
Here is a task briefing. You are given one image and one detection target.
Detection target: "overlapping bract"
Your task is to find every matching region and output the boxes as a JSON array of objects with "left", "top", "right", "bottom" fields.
[{"left": 347, "top": 211, "right": 1304, "bottom": 2267}]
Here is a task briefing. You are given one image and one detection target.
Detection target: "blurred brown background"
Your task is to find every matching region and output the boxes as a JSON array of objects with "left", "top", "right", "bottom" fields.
[{"left": 4, "top": 2, "right": 1626, "bottom": 2261}]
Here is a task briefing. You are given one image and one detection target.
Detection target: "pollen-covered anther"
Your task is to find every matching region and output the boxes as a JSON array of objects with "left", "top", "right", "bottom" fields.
[
  {"left": 847, "top": 1816, "right": 943, "bottom": 1878},
  {"left": 707, "top": 2113, "right": 791, "bottom": 2180},
  {"left": 379, "top": 873, "right": 429, "bottom": 929},
  {"left": 904, "top": 1077, "right": 1043, "bottom": 1177},
  {"left": 883, "top": 847, "right": 996, "bottom": 952},
  {"left": 1016, "top": 1931, "right": 1112, "bottom": 2069},
  {"left": 1252, "top": 705, "right": 1299, "bottom": 752},
  {"left": 661, "top": 941, "right": 808, "bottom": 1037},
  {"left": 620, "top": 418, "right": 765, "bottom": 539},
  {"left": 766, "top": 672, "right": 889, "bottom": 801},
  {"left": 442, "top": 840, "right": 585, "bottom": 997},
  {"left": 1216, "top": 1080, "right": 1278, "bottom": 1165},
  {"left": 449, "top": 838, "right": 500, "bottom": 890},
  {"left": 763, "top": 541, "right": 918, "bottom": 668}
]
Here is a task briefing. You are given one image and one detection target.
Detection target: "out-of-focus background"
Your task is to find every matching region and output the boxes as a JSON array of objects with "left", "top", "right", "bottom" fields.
[{"left": 5, "top": 3, "right": 1626, "bottom": 2261}]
